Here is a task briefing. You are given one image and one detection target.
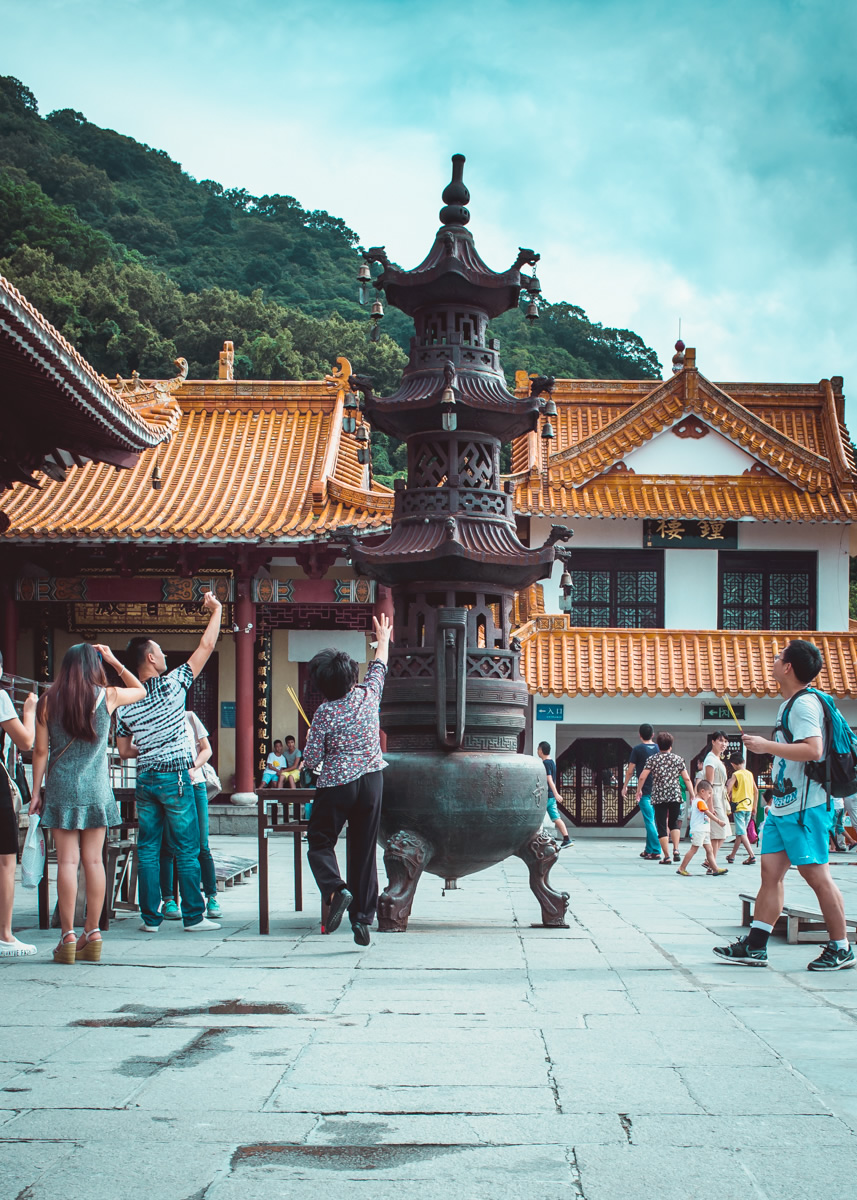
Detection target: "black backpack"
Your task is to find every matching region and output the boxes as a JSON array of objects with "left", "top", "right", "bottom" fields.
[{"left": 779, "top": 687, "right": 857, "bottom": 805}]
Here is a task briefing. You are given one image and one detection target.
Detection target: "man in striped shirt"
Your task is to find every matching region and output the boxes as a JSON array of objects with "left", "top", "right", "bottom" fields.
[{"left": 117, "top": 592, "right": 222, "bottom": 932}]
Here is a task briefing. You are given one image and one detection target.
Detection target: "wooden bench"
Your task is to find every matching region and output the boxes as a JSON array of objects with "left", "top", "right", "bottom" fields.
[
  {"left": 257, "top": 788, "right": 313, "bottom": 934},
  {"left": 739, "top": 891, "right": 857, "bottom": 944}
]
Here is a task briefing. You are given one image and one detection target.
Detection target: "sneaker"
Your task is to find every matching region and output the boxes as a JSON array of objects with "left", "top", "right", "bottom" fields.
[
  {"left": 676, "top": 868, "right": 691, "bottom": 876},
  {"left": 184, "top": 917, "right": 221, "bottom": 932},
  {"left": 161, "top": 900, "right": 181, "bottom": 920},
  {"left": 206, "top": 896, "right": 222, "bottom": 918},
  {"left": 807, "top": 941, "right": 856, "bottom": 972},
  {"left": 139, "top": 923, "right": 160, "bottom": 933},
  {"left": 559, "top": 837, "right": 573, "bottom": 850},
  {"left": 712, "top": 935, "right": 768, "bottom": 967},
  {"left": 0, "top": 937, "right": 37, "bottom": 957}
]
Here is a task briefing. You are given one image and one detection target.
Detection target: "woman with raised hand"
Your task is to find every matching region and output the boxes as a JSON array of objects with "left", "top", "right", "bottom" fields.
[
  {"left": 30, "top": 644, "right": 145, "bottom": 963},
  {"left": 0, "top": 650, "right": 38, "bottom": 959}
]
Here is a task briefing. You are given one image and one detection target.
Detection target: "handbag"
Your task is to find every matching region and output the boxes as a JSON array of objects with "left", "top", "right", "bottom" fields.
[
  {"left": 21, "top": 813, "right": 46, "bottom": 888},
  {"left": 299, "top": 765, "right": 316, "bottom": 789},
  {"left": 0, "top": 734, "right": 23, "bottom": 816},
  {"left": 747, "top": 817, "right": 758, "bottom": 845},
  {"left": 201, "top": 761, "right": 222, "bottom": 800}
]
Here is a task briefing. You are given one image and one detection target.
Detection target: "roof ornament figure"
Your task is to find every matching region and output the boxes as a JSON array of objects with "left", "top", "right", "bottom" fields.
[{"left": 671, "top": 338, "right": 686, "bottom": 375}]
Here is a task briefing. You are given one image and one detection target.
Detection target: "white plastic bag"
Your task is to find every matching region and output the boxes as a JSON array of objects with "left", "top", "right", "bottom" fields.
[{"left": 21, "top": 813, "right": 46, "bottom": 889}]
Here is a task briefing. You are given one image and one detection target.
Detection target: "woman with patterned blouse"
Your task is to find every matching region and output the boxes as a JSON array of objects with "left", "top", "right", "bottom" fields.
[
  {"left": 303, "top": 613, "right": 392, "bottom": 946},
  {"left": 636, "top": 731, "right": 695, "bottom": 865}
]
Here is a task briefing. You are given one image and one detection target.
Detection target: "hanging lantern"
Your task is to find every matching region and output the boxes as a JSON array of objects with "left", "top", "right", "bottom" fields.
[
  {"left": 440, "top": 385, "right": 457, "bottom": 432},
  {"left": 358, "top": 261, "right": 371, "bottom": 304}
]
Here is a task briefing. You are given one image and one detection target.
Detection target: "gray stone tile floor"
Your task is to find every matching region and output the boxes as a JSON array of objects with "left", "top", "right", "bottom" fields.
[{"left": 2, "top": 833, "right": 857, "bottom": 1198}]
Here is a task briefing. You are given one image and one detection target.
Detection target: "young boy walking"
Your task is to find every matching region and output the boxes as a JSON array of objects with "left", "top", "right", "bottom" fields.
[
  {"left": 537, "top": 742, "right": 573, "bottom": 849},
  {"left": 714, "top": 639, "right": 855, "bottom": 971},
  {"left": 677, "top": 779, "right": 727, "bottom": 875},
  {"left": 726, "top": 750, "right": 758, "bottom": 864}
]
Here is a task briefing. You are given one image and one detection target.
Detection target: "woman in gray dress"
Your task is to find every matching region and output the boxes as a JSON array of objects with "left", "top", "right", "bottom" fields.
[{"left": 30, "top": 644, "right": 144, "bottom": 963}]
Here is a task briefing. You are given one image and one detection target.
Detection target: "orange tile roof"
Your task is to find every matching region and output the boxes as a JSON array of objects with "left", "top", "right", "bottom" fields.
[
  {"left": 510, "top": 367, "right": 857, "bottom": 521},
  {"left": 1, "top": 373, "right": 393, "bottom": 545},
  {"left": 514, "top": 474, "right": 857, "bottom": 522},
  {"left": 516, "top": 617, "right": 857, "bottom": 698},
  {"left": 1, "top": 275, "right": 181, "bottom": 494}
]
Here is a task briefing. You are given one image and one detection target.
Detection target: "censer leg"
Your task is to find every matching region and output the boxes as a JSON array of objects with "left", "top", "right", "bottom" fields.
[
  {"left": 377, "top": 830, "right": 434, "bottom": 933},
  {"left": 515, "top": 831, "right": 570, "bottom": 928}
]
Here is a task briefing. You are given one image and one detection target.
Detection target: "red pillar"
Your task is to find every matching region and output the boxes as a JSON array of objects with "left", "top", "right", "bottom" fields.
[
  {"left": 1, "top": 587, "right": 18, "bottom": 675},
  {"left": 233, "top": 582, "right": 256, "bottom": 800}
]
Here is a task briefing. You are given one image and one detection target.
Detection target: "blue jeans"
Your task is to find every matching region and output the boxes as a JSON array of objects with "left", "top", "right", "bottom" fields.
[
  {"left": 136, "top": 769, "right": 204, "bottom": 927},
  {"left": 639, "top": 793, "right": 660, "bottom": 854},
  {"left": 159, "top": 781, "right": 218, "bottom": 901}
]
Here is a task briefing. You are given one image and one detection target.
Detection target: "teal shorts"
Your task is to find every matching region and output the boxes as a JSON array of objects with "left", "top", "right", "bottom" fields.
[
  {"left": 760, "top": 805, "right": 830, "bottom": 866},
  {"left": 733, "top": 810, "right": 751, "bottom": 836},
  {"left": 546, "top": 794, "right": 560, "bottom": 821}
]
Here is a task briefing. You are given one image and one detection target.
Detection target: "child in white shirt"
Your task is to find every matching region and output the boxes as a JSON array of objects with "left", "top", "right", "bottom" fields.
[{"left": 677, "top": 779, "right": 728, "bottom": 875}]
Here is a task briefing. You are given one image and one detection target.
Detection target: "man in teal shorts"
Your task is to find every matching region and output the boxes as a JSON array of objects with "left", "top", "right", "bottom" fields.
[{"left": 713, "top": 639, "right": 854, "bottom": 971}]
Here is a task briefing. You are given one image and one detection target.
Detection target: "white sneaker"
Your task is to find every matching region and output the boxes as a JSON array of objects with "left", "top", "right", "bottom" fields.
[
  {"left": 139, "top": 923, "right": 160, "bottom": 933},
  {"left": 184, "top": 917, "right": 221, "bottom": 932},
  {"left": 0, "top": 937, "right": 37, "bottom": 957}
]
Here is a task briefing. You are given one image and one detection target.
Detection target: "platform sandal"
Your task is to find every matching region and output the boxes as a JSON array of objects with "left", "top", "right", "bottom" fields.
[
  {"left": 53, "top": 931, "right": 77, "bottom": 964},
  {"left": 76, "top": 928, "right": 103, "bottom": 963},
  {"left": 726, "top": 855, "right": 736, "bottom": 863}
]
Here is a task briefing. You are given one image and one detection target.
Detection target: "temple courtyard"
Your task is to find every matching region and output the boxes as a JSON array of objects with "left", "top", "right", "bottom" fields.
[{"left": 2, "top": 834, "right": 857, "bottom": 1199}]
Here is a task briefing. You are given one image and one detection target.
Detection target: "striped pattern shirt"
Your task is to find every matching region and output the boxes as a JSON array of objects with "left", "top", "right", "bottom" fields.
[{"left": 116, "top": 664, "right": 194, "bottom": 773}]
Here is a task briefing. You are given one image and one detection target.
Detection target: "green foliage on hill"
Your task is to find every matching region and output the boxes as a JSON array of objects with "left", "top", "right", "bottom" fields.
[{"left": 0, "top": 74, "right": 662, "bottom": 483}]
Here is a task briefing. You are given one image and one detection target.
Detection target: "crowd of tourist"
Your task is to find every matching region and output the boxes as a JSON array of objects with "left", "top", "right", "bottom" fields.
[{"left": 1, "top": 630, "right": 853, "bottom": 972}]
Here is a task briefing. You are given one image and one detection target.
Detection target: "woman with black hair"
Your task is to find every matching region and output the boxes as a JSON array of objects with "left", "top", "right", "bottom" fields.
[
  {"left": 303, "top": 613, "right": 392, "bottom": 946},
  {"left": 30, "top": 643, "right": 144, "bottom": 963},
  {"left": 0, "top": 651, "right": 37, "bottom": 958}
]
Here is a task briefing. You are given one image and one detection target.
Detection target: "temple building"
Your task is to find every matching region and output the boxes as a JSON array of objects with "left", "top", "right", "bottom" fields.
[
  {"left": 511, "top": 351, "right": 857, "bottom": 826},
  {"left": 1, "top": 273, "right": 855, "bottom": 827}
]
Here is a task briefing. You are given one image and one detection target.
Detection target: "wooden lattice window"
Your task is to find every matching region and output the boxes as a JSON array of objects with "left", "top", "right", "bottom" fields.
[
  {"left": 567, "top": 551, "right": 663, "bottom": 628},
  {"left": 556, "top": 737, "right": 635, "bottom": 826},
  {"left": 719, "top": 552, "right": 816, "bottom": 630}
]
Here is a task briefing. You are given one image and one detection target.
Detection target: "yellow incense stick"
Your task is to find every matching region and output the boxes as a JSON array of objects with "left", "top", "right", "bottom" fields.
[
  {"left": 722, "top": 695, "right": 743, "bottom": 733},
  {"left": 286, "top": 684, "right": 310, "bottom": 727}
]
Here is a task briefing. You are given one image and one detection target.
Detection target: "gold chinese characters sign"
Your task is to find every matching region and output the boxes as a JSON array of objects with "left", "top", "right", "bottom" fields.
[
  {"left": 69, "top": 602, "right": 232, "bottom": 635},
  {"left": 643, "top": 520, "right": 738, "bottom": 549}
]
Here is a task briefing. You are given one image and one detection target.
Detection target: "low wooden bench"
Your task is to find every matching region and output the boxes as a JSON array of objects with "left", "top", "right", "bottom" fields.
[
  {"left": 257, "top": 788, "right": 313, "bottom": 934},
  {"left": 739, "top": 891, "right": 857, "bottom": 944}
]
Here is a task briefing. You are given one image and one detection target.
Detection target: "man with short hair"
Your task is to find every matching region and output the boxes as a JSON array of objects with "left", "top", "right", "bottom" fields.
[
  {"left": 622, "top": 724, "right": 660, "bottom": 860},
  {"left": 117, "top": 592, "right": 223, "bottom": 933},
  {"left": 262, "top": 740, "right": 287, "bottom": 788},
  {"left": 537, "top": 742, "right": 572, "bottom": 850},
  {"left": 279, "top": 735, "right": 303, "bottom": 789},
  {"left": 714, "top": 639, "right": 854, "bottom": 971}
]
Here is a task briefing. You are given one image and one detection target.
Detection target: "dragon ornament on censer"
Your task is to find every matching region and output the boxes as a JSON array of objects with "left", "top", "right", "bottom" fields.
[{"left": 344, "top": 155, "right": 573, "bottom": 931}]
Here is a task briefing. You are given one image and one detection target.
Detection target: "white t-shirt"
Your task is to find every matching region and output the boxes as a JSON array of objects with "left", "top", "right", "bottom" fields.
[
  {"left": 185, "top": 711, "right": 209, "bottom": 785},
  {"left": 689, "top": 797, "right": 712, "bottom": 835},
  {"left": 266, "top": 752, "right": 287, "bottom": 772},
  {"left": 771, "top": 691, "right": 827, "bottom": 817},
  {"left": 0, "top": 690, "right": 16, "bottom": 724}
]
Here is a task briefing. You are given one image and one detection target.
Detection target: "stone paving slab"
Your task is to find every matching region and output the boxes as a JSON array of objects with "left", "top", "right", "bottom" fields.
[{"left": 2, "top": 834, "right": 857, "bottom": 1198}]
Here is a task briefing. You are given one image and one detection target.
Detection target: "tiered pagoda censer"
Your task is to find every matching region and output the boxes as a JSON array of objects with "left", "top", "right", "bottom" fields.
[{"left": 348, "top": 155, "right": 572, "bottom": 931}]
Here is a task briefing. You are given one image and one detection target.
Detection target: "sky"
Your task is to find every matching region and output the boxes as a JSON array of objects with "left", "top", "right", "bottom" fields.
[{"left": 3, "top": 0, "right": 857, "bottom": 426}]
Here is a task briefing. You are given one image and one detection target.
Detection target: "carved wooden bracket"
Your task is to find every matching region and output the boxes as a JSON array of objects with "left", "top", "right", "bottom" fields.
[
  {"left": 294, "top": 543, "right": 341, "bottom": 579},
  {"left": 673, "top": 418, "right": 708, "bottom": 439}
]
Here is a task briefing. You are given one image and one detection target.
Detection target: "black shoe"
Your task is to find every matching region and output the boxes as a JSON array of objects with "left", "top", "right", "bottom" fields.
[
  {"left": 807, "top": 941, "right": 856, "bottom": 972},
  {"left": 712, "top": 935, "right": 768, "bottom": 967},
  {"left": 352, "top": 921, "right": 371, "bottom": 946},
  {"left": 322, "top": 888, "right": 352, "bottom": 934}
]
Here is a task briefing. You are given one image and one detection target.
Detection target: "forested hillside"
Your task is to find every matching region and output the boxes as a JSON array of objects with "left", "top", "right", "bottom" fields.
[{"left": 0, "top": 75, "right": 662, "bottom": 481}]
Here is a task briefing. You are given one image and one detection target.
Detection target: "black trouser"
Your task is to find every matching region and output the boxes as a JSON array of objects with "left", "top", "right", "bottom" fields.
[
  {"left": 654, "top": 800, "right": 682, "bottom": 838},
  {"left": 307, "top": 770, "right": 383, "bottom": 925}
]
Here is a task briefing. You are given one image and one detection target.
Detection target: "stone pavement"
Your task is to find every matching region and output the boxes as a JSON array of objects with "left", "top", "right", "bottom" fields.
[{"left": 3, "top": 834, "right": 857, "bottom": 1199}]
